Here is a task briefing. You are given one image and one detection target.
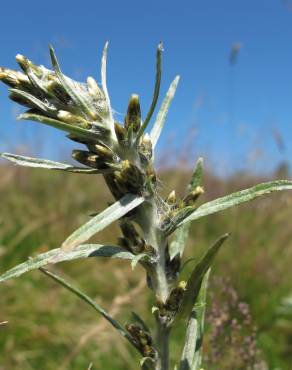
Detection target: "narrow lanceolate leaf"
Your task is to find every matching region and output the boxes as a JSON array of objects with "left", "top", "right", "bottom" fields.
[
  {"left": 175, "top": 234, "right": 229, "bottom": 323},
  {"left": 169, "top": 224, "right": 190, "bottom": 260},
  {"left": 178, "top": 180, "right": 292, "bottom": 226},
  {"left": 191, "top": 270, "right": 210, "bottom": 370},
  {"left": 179, "top": 310, "right": 198, "bottom": 370},
  {"left": 24, "top": 65, "right": 50, "bottom": 96},
  {"left": 49, "top": 46, "right": 94, "bottom": 117},
  {"left": 1, "top": 153, "right": 99, "bottom": 173},
  {"left": 19, "top": 112, "right": 100, "bottom": 140},
  {"left": 0, "top": 244, "right": 134, "bottom": 283},
  {"left": 188, "top": 157, "right": 204, "bottom": 191},
  {"left": 150, "top": 75, "right": 180, "bottom": 149},
  {"left": 138, "top": 43, "right": 163, "bottom": 138},
  {"left": 39, "top": 268, "right": 141, "bottom": 353},
  {"left": 62, "top": 194, "right": 145, "bottom": 251},
  {"left": 169, "top": 158, "right": 204, "bottom": 260},
  {"left": 101, "top": 42, "right": 113, "bottom": 122},
  {"left": 179, "top": 271, "right": 210, "bottom": 370},
  {"left": 9, "top": 88, "right": 54, "bottom": 114}
]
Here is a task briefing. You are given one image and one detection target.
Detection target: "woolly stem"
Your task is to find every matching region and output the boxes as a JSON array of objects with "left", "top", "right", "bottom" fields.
[
  {"left": 156, "top": 323, "right": 170, "bottom": 370},
  {"left": 137, "top": 200, "right": 170, "bottom": 370}
]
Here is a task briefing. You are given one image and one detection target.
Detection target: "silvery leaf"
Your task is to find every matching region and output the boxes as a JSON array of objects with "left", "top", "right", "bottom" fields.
[
  {"left": 169, "top": 157, "right": 204, "bottom": 259},
  {"left": 39, "top": 268, "right": 140, "bottom": 352},
  {"left": 1, "top": 153, "right": 99, "bottom": 173},
  {"left": 178, "top": 180, "right": 292, "bottom": 226},
  {"left": 150, "top": 75, "right": 180, "bottom": 149},
  {"left": 175, "top": 234, "right": 229, "bottom": 323},
  {"left": 62, "top": 194, "right": 145, "bottom": 251},
  {"left": 138, "top": 43, "right": 163, "bottom": 138},
  {"left": 0, "top": 244, "right": 134, "bottom": 283},
  {"left": 19, "top": 112, "right": 100, "bottom": 140}
]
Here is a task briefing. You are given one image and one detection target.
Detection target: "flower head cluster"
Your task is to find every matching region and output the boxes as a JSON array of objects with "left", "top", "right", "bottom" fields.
[{"left": 0, "top": 45, "right": 156, "bottom": 200}]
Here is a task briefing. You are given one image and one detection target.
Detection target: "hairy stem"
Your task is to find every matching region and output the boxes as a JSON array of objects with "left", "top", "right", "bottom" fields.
[
  {"left": 138, "top": 201, "right": 169, "bottom": 302},
  {"left": 156, "top": 323, "right": 170, "bottom": 370},
  {"left": 137, "top": 200, "right": 170, "bottom": 369}
]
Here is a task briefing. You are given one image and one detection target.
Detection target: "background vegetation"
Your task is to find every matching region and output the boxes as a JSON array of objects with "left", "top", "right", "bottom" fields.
[{"left": 0, "top": 163, "right": 291, "bottom": 369}]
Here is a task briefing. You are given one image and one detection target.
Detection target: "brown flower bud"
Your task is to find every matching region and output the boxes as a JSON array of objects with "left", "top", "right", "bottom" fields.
[
  {"left": 94, "top": 144, "right": 115, "bottom": 161},
  {"left": 72, "top": 150, "right": 109, "bottom": 170},
  {"left": 165, "top": 281, "right": 187, "bottom": 312},
  {"left": 46, "top": 79, "right": 72, "bottom": 103},
  {"left": 139, "top": 133, "right": 152, "bottom": 159},
  {"left": 15, "top": 54, "right": 30, "bottom": 71},
  {"left": 0, "top": 67, "right": 29, "bottom": 88},
  {"left": 166, "top": 190, "right": 176, "bottom": 205},
  {"left": 125, "top": 323, "right": 156, "bottom": 358},
  {"left": 87, "top": 76, "right": 103, "bottom": 99},
  {"left": 182, "top": 186, "right": 204, "bottom": 206},
  {"left": 57, "top": 110, "right": 90, "bottom": 128},
  {"left": 120, "top": 221, "right": 145, "bottom": 254},
  {"left": 125, "top": 94, "right": 141, "bottom": 132},
  {"left": 114, "top": 122, "right": 126, "bottom": 143},
  {"left": 114, "top": 160, "right": 144, "bottom": 194}
]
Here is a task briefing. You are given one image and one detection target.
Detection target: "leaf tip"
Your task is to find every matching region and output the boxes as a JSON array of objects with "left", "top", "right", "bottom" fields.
[
  {"left": 218, "top": 233, "right": 231, "bottom": 244},
  {"left": 103, "top": 41, "right": 109, "bottom": 55},
  {"left": 49, "top": 45, "right": 59, "bottom": 70},
  {"left": 197, "top": 157, "right": 204, "bottom": 165},
  {"left": 16, "top": 113, "right": 24, "bottom": 121},
  {"left": 49, "top": 44, "right": 55, "bottom": 58}
]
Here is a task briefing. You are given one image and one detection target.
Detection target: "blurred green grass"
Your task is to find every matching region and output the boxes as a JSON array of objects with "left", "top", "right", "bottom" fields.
[{"left": 0, "top": 165, "right": 292, "bottom": 369}]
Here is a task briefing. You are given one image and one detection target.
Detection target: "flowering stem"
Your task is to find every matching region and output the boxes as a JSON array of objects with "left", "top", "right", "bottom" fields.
[
  {"left": 137, "top": 200, "right": 170, "bottom": 369},
  {"left": 156, "top": 323, "right": 170, "bottom": 370},
  {"left": 138, "top": 201, "right": 169, "bottom": 300}
]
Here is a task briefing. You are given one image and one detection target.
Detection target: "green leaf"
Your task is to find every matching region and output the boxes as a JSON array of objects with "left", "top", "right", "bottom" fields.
[
  {"left": 49, "top": 45, "right": 94, "bottom": 117},
  {"left": 62, "top": 194, "right": 145, "bottom": 251},
  {"left": 179, "top": 311, "right": 197, "bottom": 370},
  {"left": 169, "top": 158, "right": 204, "bottom": 259},
  {"left": 191, "top": 270, "right": 210, "bottom": 370},
  {"left": 19, "top": 112, "right": 100, "bottom": 140},
  {"left": 175, "top": 234, "right": 229, "bottom": 323},
  {"left": 178, "top": 180, "right": 292, "bottom": 226},
  {"left": 150, "top": 75, "right": 180, "bottom": 149},
  {"left": 180, "top": 258, "right": 198, "bottom": 274},
  {"left": 0, "top": 244, "right": 134, "bottom": 283},
  {"left": 179, "top": 270, "right": 210, "bottom": 370},
  {"left": 137, "top": 43, "right": 163, "bottom": 138},
  {"left": 188, "top": 157, "right": 204, "bottom": 191},
  {"left": 169, "top": 224, "right": 190, "bottom": 260},
  {"left": 1, "top": 153, "right": 100, "bottom": 173},
  {"left": 39, "top": 268, "right": 141, "bottom": 353}
]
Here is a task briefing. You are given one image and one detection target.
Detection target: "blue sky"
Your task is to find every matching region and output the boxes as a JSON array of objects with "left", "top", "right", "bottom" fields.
[{"left": 1, "top": 0, "right": 292, "bottom": 175}]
